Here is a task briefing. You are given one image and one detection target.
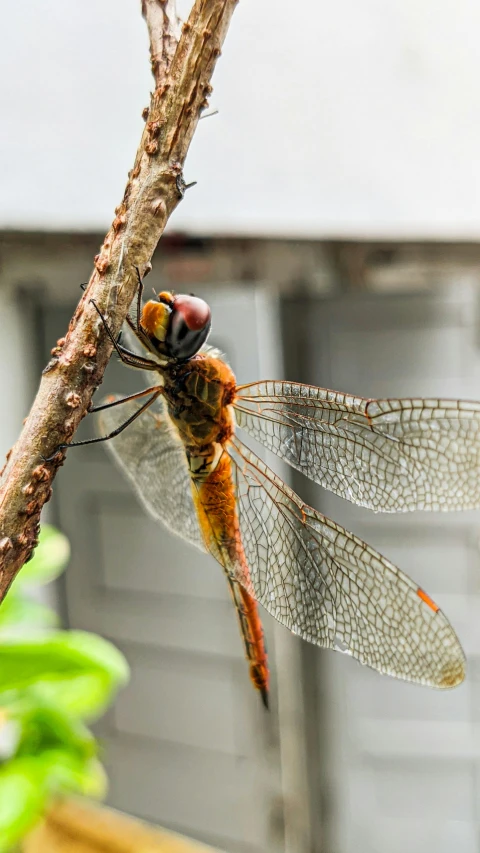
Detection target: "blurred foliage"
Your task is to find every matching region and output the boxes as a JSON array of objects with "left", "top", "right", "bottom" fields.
[{"left": 0, "top": 525, "right": 129, "bottom": 852}]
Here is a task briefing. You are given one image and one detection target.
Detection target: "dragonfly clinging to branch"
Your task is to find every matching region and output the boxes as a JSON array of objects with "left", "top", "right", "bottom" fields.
[{"left": 61, "top": 271, "right": 478, "bottom": 707}]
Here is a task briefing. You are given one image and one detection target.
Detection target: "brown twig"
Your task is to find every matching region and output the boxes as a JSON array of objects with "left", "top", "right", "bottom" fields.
[
  {"left": 142, "top": 0, "right": 182, "bottom": 86},
  {"left": 0, "top": 0, "right": 238, "bottom": 601}
]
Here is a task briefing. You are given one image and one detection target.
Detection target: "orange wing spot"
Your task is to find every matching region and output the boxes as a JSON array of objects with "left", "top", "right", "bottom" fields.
[
  {"left": 438, "top": 661, "right": 465, "bottom": 689},
  {"left": 417, "top": 587, "right": 439, "bottom": 612}
]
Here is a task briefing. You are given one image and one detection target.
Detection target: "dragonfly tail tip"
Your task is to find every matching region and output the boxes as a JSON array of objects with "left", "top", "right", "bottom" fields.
[{"left": 260, "top": 687, "right": 270, "bottom": 711}]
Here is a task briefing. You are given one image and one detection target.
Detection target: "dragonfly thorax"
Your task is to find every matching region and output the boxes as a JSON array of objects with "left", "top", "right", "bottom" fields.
[{"left": 163, "top": 353, "right": 237, "bottom": 474}]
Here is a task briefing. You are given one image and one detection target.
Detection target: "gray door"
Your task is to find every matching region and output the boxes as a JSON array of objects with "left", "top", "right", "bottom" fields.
[
  {"left": 47, "top": 285, "right": 284, "bottom": 853},
  {"left": 288, "top": 285, "right": 480, "bottom": 853}
]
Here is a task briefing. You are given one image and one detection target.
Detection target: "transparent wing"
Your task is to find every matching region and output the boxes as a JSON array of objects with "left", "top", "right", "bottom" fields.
[
  {"left": 99, "top": 396, "right": 205, "bottom": 551},
  {"left": 235, "top": 381, "right": 480, "bottom": 512},
  {"left": 205, "top": 437, "right": 464, "bottom": 688}
]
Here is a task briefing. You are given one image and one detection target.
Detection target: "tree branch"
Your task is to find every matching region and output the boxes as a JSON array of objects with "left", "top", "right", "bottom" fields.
[
  {"left": 142, "top": 0, "right": 182, "bottom": 86},
  {"left": 0, "top": 0, "right": 238, "bottom": 601}
]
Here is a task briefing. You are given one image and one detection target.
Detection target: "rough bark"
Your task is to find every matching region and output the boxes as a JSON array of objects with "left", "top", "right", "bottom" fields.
[
  {"left": 0, "top": 0, "right": 238, "bottom": 600},
  {"left": 142, "top": 0, "right": 182, "bottom": 86}
]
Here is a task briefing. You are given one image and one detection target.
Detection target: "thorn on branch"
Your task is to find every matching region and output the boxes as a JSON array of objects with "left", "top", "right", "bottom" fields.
[
  {"left": 200, "top": 109, "right": 219, "bottom": 120},
  {"left": 175, "top": 174, "right": 197, "bottom": 199},
  {"left": 42, "top": 357, "right": 58, "bottom": 375}
]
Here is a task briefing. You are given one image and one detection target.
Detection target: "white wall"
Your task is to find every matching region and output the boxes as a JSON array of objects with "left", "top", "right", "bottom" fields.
[{"left": 2, "top": 0, "right": 480, "bottom": 237}]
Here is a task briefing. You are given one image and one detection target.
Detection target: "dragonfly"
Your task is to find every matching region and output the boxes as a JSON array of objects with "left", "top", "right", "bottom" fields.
[{"left": 64, "top": 272, "right": 478, "bottom": 707}]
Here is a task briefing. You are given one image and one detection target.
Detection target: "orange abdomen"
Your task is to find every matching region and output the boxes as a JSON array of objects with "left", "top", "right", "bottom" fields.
[{"left": 193, "top": 450, "right": 269, "bottom": 706}]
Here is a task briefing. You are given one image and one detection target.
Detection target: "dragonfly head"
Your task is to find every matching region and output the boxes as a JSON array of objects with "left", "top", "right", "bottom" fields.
[{"left": 141, "top": 291, "right": 211, "bottom": 361}]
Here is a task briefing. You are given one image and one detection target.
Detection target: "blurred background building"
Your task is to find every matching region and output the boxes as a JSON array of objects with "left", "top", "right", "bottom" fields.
[{"left": 2, "top": 1, "right": 480, "bottom": 852}]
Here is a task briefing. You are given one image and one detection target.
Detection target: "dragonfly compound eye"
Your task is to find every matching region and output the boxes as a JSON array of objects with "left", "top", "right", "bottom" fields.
[{"left": 166, "top": 295, "right": 212, "bottom": 360}]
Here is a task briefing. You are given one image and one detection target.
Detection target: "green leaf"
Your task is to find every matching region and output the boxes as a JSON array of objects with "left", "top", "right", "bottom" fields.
[
  {"left": 32, "top": 671, "right": 120, "bottom": 719},
  {"left": 12, "top": 525, "right": 70, "bottom": 589},
  {"left": 0, "top": 633, "right": 129, "bottom": 719},
  {"left": 11, "top": 699, "right": 96, "bottom": 760},
  {"left": 38, "top": 750, "right": 107, "bottom": 799},
  {"left": 51, "top": 632, "right": 130, "bottom": 687},
  {"left": 82, "top": 758, "right": 108, "bottom": 798},
  {"left": 0, "top": 750, "right": 107, "bottom": 851},
  {"left": 0, "top": 522, "right": 127, "bottom": 848},
  {"left": 0, "top": 758, "right": 47, "bottom": 852},
  {"left": 0, "top": 594, "right": 59, "bottom": 635}
]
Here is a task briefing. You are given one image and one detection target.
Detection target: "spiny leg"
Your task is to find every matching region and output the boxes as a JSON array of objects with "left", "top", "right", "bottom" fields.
[
  {"left": 43, "top": 271, "right": 161, "bottom": 459},
  {"left": 45, "top": 388, "right": 163, "bottom": 458},
  {"left": 90, "top": 298, "right": 160, "bottom": 371},
  {"left": 82, "top": 275, "right": 144, "bottom": 354},
  {"left": 123, "top": 267, "right": 154, "bottom": 351},
  {"left": 134, "top": 266, "right": 144, "bottom": 331},
  {"left": 121, "top": 266, "right": 145, "bottom": 342},
  {"left": 89, "top": 385, "right": 163, "bottom": 414},
  {"left": 96, "top": 268, "right": 154, "bottom": 357}
]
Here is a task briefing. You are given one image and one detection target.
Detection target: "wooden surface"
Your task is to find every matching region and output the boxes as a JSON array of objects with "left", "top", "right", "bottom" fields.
[{"left": 23, "top": 798, "right": 221, "bottom": 853}]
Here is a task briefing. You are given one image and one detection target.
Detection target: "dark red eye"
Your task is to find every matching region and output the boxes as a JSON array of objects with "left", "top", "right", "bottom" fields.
[
  {"left": 166, "top": 295, "right": 212, "bottom": 360},
  {"left": 173, "top": 295, "right": 211, "bottom": 331}
]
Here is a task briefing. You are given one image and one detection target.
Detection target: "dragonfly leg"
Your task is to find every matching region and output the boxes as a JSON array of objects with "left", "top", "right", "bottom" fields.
[
  {"left": 134, "top": 266, "right": 144, "bottom": 331},
  {"left": 44, "top": 388, "right": 163, "bottom": 458},
  {"left": 89, "top": 384, "right": 162, "bottom": 414},
  {"left": 123, "top": 267, "right": 156, "bottom": 351},
  {"left": 90, "top": 298, "right": 160, "bottom": 371},
  {"left": 82, "top": 276, "right": 154, "bottom": 367},
  {"left": 113, "top": 342, "right": 160, "bottom": 371}
]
